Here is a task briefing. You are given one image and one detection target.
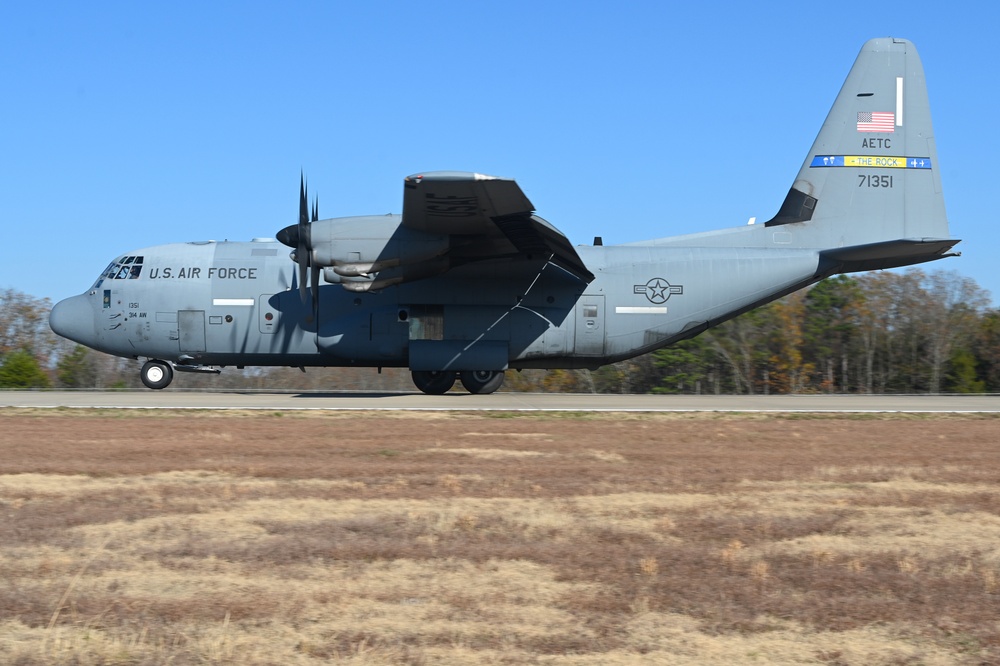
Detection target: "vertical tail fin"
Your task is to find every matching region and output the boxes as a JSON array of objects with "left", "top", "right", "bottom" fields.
[{"left": 766, "top": 38, "right": 957, "bottom": 266}]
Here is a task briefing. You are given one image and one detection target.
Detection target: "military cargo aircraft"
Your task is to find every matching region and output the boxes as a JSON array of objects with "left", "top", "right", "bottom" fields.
[{"left": 50, "top": 38, "right": 958, "bottom": 394}]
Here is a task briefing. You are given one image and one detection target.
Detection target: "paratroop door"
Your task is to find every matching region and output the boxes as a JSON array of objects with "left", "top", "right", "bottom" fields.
[
  {"left": 178, "top": 310, "right": 206, "bottom": 353},
  {"left": 574, "top": 296, "right": 605, "bottom": 356}
]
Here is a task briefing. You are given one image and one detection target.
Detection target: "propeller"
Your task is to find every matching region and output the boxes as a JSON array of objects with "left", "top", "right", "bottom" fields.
[{"left": 276, "top": 173, "right": 320, "bottom": 321}]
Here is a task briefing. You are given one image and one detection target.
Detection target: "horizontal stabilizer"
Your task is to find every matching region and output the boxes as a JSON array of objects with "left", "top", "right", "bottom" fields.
[{"left": 820, "top": 238, "right": 960, "bottom": 272}]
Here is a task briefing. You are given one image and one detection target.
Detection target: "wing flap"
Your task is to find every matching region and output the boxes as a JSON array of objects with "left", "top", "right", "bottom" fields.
[
  {"left": 493, "top": 213, "right": 595, "bottom": 281},
  {"left": 402, "top": 171, "right": 532, "bottom": 235},
  {"left": 402, "top": 171, "right": 593, "bottom": 283}
]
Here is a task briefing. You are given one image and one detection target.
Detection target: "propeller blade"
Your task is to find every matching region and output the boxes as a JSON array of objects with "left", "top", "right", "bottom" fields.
[
  {"left": 311, "top": 262, "right": 321, "bottom": 320},
  {"left": 299, "top": 173, "right": 309, "bottom": 226},
  {"left": 297, "top": 174, "right": 311, "bottom": 305},
  {"left": 298, "top": 252, "right": 309, "bottom": 304}
]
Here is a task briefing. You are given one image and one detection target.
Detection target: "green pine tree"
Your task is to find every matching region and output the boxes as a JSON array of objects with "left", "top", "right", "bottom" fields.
[
  {"left": 0, "top": 350, "right": 51, "bottom": 388},
  {"left": 57, "top": 345, "right": 97, "bottom": 388},
  {"left": 947, "top": 348, "right": 986, "bottom": 394}
]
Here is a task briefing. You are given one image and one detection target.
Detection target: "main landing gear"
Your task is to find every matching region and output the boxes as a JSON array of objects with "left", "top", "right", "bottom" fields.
[
  {"left": 459, "top": 370, "right": 505, "bottom": 394},
  {"left": 410, "top": 370, "right": 505, "bottom": 395},
  {"left": 140, "top": 360, "right": 174, "bottom": 390}
]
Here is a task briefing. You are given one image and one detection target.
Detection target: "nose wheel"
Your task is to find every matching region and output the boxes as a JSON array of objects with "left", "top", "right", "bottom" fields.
[{"left": 140, "top": 360, "right": 174, "bottom": 390}]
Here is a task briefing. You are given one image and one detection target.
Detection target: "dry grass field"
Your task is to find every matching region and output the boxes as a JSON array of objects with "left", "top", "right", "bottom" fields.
[{"left": 1, "top": 409, "right": 999, "bottom": 665}]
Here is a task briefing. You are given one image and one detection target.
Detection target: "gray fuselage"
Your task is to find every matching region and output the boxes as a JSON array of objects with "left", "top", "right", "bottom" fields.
[{"left": 52, "top": 227, "right": 829, "bottom": 373}]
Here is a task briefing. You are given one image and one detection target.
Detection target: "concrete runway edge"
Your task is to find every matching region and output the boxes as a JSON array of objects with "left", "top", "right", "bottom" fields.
[{"left": 3, "top": 390, "right": 1000, "bottom": 412}]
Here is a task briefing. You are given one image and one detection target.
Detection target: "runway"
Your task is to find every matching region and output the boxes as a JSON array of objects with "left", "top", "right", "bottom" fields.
[{"left": 2, "top": 390, "right": 999, "bottom": 412}]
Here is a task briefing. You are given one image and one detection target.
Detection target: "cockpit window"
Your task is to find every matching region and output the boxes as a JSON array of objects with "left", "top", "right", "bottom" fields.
[{"left": 93, "top": 256, "right": 144, "bottom": 288}]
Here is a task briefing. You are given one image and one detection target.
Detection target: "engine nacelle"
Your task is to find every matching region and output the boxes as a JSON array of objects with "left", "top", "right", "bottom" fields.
[
  {"left": 308, "top": 215, "right": 449, "bottom": 270},
  {"left": 326, "top": 257, "right": 451, "bottom": 292}
]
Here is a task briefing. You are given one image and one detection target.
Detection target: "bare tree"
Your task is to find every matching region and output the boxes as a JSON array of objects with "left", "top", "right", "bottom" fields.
[
  {"left": 921, "top": 271, "right": 990, "bottom": 393},
  {"left": 0, "top": 289, "right": 60, "bottom": 363}
]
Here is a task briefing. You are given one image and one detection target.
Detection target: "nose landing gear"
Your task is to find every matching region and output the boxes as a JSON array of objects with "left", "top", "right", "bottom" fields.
[{"left": 140, "top": 360, "right": 174, "bottom": 390}]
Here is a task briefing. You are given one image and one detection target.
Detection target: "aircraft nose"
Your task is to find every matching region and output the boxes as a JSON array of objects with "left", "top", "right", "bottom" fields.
[{"left": 49, "top": 294, "right": 96, "bottom": 345}]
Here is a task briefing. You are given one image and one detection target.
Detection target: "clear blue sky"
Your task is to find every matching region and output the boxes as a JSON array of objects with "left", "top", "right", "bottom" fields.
[{"left": 3, "top": 2, "right": 998, "bottom": 306}]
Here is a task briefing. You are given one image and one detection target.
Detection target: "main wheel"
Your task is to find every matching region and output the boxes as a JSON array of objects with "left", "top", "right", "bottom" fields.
[
  {"left": 140, "top": 360, "right": 174, "bottom": 390},
  {"left": 459, "top": 370, "right": 505, "bottom": 394},
  {"left": 411, "top": 370, "right": 456, "bottom": 395}
]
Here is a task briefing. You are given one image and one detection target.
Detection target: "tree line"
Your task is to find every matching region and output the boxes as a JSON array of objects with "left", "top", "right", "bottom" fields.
[
  {"left": 2, "top": 268, "right": 997, "bottom": 393},
  {"left": 509, "top": 269, "right": 997, "bottom": 394}
]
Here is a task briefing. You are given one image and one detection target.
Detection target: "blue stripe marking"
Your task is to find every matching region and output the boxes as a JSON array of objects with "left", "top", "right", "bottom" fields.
[
  {"left": 810, "top": 156, "right": 845, "bottom": 167},
  {"left": 810, "top": 156, "right": 933, "bottom": 169}
]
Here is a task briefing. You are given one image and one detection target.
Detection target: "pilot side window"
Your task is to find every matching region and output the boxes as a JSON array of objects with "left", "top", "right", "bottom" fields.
[{"left": 103, "top": 256, "right": 144, "bottom": 281}]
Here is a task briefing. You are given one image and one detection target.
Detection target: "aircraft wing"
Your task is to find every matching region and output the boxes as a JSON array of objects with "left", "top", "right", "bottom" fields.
[{"left": 402, "top": 171, "right": 594, "bottom": 282}]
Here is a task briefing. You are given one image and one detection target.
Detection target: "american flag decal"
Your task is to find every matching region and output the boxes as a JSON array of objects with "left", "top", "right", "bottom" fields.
[{"left": 857, "top": 111, "right": 895, "bottom": 132}]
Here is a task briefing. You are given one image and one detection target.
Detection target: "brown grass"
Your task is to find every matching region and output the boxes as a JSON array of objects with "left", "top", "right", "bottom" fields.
[{"left": 1, "top": 410, "right": 998, "bottom": 664}]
